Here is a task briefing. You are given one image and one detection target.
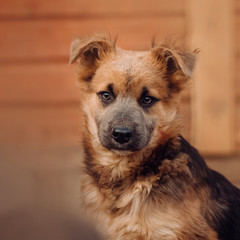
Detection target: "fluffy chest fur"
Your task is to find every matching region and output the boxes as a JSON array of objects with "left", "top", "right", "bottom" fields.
[{"left": 80, "top": 145, "right": 218, "bottom": 240}]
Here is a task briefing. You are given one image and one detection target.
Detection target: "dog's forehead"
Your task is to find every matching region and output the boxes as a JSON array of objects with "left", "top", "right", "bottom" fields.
[
  {"left": 95, "top": 49, "right": 164, "bottom": 90},
  {"left": 106, "top": 50, "right": 156, "bottom": 75},
  {"left": 109, "top": 50, "right": 148, "bottom": 73}
]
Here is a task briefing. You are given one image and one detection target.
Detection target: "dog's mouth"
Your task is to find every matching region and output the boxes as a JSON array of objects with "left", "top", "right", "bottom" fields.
[{"left": 101, "top": 138, "right": 143, "bottom": 153}]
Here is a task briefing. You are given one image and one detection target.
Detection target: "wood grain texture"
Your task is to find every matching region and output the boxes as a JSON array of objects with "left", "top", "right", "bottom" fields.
[
  {"left": 236, "top": 57, "right": 240, "bottom": 97},
  {"left": 187, "top": 0, "right": 234, "bottom": 155},
  {"left": 0, "top": 107, "right": 82, "bottom": 146},
  {"left": 235, "top": 15, "right": 240, "bottom": 54},
  {"left": 0, "top": 63, "right": 80, "bottom": 103},
  {"left": 0, "top": 0, "right": 185, "bottom": 17},
  {"left": 0, "top": 16, "right": 185, "bottom": 61},
  {"left": 236, "top": 106, "right": 240, "bottom": 152},
  {"left": 235, "top": 0, "right": 240, "bottom": 12},
  {"left": 206, "top": 157, "right": 240, "bottom": 185},
  {"left": 235, "top": 57, "right": 240, "bottom": 153},
  {"left": 234, "top": 11, "right": 240, "bottom": 153},
  {"left": 236, "top": 14, "right": 240, "bottom": 98}
]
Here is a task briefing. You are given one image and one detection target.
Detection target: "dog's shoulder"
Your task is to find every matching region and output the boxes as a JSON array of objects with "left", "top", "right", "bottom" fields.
[{"left": 179, "top": 135, "right": 240, "bottom": 240}]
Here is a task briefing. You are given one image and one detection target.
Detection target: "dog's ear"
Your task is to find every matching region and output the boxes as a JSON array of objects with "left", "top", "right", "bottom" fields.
[
  {"left": 151, "top": 45, "right": 197, "bottom": 79},
  {"left": 69, "top": 35, "right": 115, "bottom": 65}
]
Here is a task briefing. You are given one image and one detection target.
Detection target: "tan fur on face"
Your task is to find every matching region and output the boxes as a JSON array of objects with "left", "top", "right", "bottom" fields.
[{"left": 70, "top": 34, "right": 219, "bottom": 240}]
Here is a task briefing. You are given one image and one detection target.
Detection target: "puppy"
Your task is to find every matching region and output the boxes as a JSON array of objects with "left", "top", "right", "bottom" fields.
[{"left": 70, "top": 34, "right": 240, "bottom": 240}]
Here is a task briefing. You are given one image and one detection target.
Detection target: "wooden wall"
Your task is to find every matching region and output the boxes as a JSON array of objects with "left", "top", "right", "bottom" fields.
[
  {"left": 0, "top": 0, "right": 239, "bottom": 155},
  {"left": 235, "top": 0, "right": 240, "bottom": 154}
]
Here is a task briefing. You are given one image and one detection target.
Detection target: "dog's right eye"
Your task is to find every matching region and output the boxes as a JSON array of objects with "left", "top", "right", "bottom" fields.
[{"left": 98, "top": 91, "right": 112, "bottom": 103}]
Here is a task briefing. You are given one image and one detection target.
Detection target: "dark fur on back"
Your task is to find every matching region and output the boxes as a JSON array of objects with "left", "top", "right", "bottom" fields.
[{"left": 179, "top": 136, "right": 240, "bottom": 240}]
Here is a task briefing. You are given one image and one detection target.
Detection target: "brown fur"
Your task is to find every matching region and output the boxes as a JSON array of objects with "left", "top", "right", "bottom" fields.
[{"left": 70, "top": 34, "right": 219, "bottom": 240}]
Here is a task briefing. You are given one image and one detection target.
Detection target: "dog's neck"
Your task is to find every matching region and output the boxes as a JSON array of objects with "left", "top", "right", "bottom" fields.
[{"left": 82, "top": 128, "right": 182, "bottom": 188}]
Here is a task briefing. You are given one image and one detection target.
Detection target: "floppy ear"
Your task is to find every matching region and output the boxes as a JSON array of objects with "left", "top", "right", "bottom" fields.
[
  {"left": 69, "top": 35, "right": 115, "bottom": 65},
  {"left": 152, "top": 45, "right": 197, "bottom": 79}
]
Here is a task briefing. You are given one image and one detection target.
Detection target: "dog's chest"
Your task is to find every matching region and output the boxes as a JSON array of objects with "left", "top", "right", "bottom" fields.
[{"left": 81, "top": 175, "right": 183, "bottom": 240}]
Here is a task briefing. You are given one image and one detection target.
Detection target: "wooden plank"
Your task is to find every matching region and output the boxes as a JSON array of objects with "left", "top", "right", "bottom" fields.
[
  {"left": 0, "top": 16, "right": 185, "bottom": 61},
  {"left": 0, "top": 0, "right": 185, "bottom": 17},
  {"left": 236, "top": 105, "right": 240, "bottom": 153},
  {"left": 0, "top": 63, "right": 80, "bottom": 103},
  {"left": 234, "top": 13, "right": 240, "bottom": 152},
  {"left": 236, "top": 57, "right": 240, "bottom": 97},
  {"left": 235, "top": 15, "right": 240, "bottom": 54},
  {"left": 234, "top": 57, "right": 240, "bottom": 153},
  {"left": 235, "top": 0, "right": 240, "bottom": 12},
  {"left": 206, "top": 157, "right": 240, "bottom": 185},
  {"left": 0, "top": 107, "right": 82, "bottom": 146},
  {"left": 187, "top": 0, "right": 234, "bottom": 155}
]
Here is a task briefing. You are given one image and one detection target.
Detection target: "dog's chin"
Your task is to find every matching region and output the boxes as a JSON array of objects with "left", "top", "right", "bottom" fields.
[
  {"left": 100, "top": 141, "right": 143, "bottom": 156},
  {"left": 104, "top": 145, "right": 140, "bottom": 155},
  {"left": 110, "top": 149, "right": 135, "bottom": 156}
]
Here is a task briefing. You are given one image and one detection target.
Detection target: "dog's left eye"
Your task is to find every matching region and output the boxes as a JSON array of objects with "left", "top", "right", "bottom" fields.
[
  {"left": 139, "top": 95, "right": 159, "bottom": 109},
  {"left": 143, "top": 96, "right": 154, "bottom": 105},
  {"left": 98, "top": 91, "right": 112, "bottom": 103}
]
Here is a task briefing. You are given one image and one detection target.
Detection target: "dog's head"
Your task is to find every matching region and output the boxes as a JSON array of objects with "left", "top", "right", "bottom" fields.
[{"left": 70, "top": 34, "right": 197, "bottom": 154}]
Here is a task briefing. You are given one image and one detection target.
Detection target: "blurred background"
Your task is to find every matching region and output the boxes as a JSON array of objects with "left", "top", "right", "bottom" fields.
[{"left": 0, "top": 0, "right": 239, "bottom": 239}]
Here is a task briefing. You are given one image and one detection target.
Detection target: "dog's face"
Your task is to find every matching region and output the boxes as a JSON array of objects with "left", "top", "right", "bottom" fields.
[{"left": 70, "top": 34, "right": 196, "bottom": 154}]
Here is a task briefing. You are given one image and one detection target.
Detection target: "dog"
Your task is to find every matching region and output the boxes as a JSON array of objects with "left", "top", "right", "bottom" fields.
[{"left": 69, "top": 34, "right": 240, "bottom": 240}]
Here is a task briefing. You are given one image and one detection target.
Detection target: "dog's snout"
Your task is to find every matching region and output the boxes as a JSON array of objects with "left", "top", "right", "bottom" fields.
[{"left": 112, "top": 127, "right": 133, "bottom": 144}]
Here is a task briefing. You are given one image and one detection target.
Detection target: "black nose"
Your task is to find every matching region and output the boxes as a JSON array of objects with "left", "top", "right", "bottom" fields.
[{"left": 112, "top": 127, "right": 133, "bottom": 144}]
